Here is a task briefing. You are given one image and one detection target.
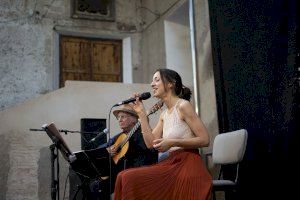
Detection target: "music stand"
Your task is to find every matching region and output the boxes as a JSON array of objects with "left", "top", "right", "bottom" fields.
[
  {"left": 43, "top": 123, "right": 110, "bottom": 200},
  {"left": 42, "top": 123, "right": 74, "bottom": 200}
]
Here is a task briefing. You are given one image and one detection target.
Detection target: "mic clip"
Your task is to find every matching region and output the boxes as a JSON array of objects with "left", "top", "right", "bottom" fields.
[{"left": 89, "top": 128, "right": 109, "bottom": 143}]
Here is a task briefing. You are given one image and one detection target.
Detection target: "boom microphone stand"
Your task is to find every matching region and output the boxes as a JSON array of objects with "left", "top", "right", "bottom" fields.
[
  {"left": 30, "top": 128, "right": 61, "bottom": 200},
  {"left": 30, "top": 128, "right": 101, "bottom": 145},
  {"left": 30, "top": 125, "right": 87, "bottom": 200},
  {"left": 50, "top": 139, "right": 60, "bottom": 200},
  {"left": 30, "top": 126, "right": 107, "bottom": 200}
]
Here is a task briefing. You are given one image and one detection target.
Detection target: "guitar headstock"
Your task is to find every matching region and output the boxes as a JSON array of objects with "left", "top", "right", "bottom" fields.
[{"left": 148, "top": 100, "right": 164, "bottom": 115}]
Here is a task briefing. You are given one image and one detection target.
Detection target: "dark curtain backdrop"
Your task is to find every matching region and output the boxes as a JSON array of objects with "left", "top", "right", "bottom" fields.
[{"left": 208, "top": 0, "right": 299, "bottom": 199}]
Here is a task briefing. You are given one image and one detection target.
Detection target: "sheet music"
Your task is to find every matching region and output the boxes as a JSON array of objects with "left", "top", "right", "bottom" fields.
[
  {"left": 43, "top": 123, "right": 110, "bottom": 178},
  {"left": 43, "top": 122, "right": 74, "bottom": 161}
]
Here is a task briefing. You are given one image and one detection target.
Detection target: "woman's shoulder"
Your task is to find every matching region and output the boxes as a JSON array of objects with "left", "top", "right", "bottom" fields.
[
  {"left": 177, "top": 98, "right": 192, "bottom": 109},
  {"left": 177, "top": 99, "right": 195, "bottom": 116}
]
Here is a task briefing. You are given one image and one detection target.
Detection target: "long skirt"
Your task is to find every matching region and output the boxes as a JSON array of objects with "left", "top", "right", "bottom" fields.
[{"left": 114, "top": 149, "right": 212, "bottom": 200}]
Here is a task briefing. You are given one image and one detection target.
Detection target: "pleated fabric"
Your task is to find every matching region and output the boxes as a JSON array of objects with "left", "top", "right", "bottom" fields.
[{"left": 114, "top": 149, "right": 212, "bottom": 200}]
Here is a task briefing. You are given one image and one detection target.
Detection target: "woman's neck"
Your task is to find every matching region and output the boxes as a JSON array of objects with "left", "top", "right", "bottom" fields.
[{"left": 163, "top": 96, "right": 180, "bottom": 110}]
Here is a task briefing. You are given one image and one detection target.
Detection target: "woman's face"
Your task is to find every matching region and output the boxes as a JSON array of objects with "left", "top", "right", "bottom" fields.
[{"left": 151, "top": 71, "right": 165, "bottom": 98}]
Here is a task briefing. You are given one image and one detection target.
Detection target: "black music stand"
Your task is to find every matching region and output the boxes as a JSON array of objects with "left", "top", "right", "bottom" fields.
[
  {"left": 43, "top": 123, "right": 76, "bottom": 200},
  {"left": 43, "top": 122, "right": 111, "bottom": 200}
]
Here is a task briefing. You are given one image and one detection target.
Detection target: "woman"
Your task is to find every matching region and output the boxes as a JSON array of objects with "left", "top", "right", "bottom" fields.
[{"left": 114, "top": 68, "right": 212, "bottom": 200}]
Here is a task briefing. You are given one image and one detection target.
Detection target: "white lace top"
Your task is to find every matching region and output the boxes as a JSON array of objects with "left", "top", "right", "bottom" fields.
[{"left": 162, "top": 100, "right": 194, "bottom": 152}]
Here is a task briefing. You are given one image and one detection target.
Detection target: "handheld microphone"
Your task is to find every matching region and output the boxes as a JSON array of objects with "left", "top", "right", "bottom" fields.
[
  {"left": 89, "top": 128, "right": 109, "bottom": 143},
  {"left": 113, "top": 92, "right": 151, "bottom": 107}
]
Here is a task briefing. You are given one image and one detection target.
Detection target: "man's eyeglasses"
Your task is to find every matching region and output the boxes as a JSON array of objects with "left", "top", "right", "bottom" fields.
[{"left": 117, "top": 115, "right": 131, "bottom": 120}]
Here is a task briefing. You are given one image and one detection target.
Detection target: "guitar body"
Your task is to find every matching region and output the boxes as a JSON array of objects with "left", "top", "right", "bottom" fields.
[{"left": 111, "top": 133, "right": 129, "bottom": 164}]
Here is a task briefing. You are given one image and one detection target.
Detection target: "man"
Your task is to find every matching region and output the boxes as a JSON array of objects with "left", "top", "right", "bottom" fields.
[
  {"left": 91, "top": 104, "right": 158, "bottom": 199},
  {"left": 109, "top": 104, "right": 158, "bottom": 168}
]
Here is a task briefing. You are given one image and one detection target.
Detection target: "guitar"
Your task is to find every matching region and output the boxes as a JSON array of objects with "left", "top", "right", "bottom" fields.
[{"left": 111, "top": 101, "right": 163, "bottom": 164}]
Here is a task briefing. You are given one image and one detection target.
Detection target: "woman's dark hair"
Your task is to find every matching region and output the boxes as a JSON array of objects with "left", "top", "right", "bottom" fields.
[{"left": 155, "top": 68, "right": 192, "bottom": 101}]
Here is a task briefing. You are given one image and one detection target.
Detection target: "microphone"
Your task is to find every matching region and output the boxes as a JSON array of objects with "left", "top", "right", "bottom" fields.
[
  {"left": 89, "top": 128, "right": 109, "bottom": 143},
  {"left": 113, "top": 92, "right": 151, "bottom": 107}
]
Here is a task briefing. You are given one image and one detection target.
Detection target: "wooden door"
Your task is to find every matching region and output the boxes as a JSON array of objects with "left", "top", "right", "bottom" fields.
[{"left": 60, "top": 36, "right": 122, "bottom": 87}]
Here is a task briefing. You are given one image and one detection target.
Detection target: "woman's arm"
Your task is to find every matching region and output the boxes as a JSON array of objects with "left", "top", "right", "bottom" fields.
[
  {"left": 138, "top": 108, "right": 163, "bottom": 148},
  {"left": 174, "top": 100, "right": 210, "bottom": 148},
  {"left": 130, "top": 98, "right": 163, "bottom": 148}
]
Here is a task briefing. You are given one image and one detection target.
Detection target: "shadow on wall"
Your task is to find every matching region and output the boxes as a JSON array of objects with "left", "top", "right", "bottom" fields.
[
  {"left": 38, "top": 147, "right": 51, "bottom": 199},
  {"left": 38, "top": 147, "right": 70, "bottom": 199},
  {"left": 0, "top": 134, "right": 9, "bottom": 200}
]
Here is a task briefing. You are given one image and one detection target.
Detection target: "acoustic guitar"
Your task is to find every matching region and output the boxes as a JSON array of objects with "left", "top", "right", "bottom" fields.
[{"left": 111, "top": 101, "right": 163, "bottom": 164}]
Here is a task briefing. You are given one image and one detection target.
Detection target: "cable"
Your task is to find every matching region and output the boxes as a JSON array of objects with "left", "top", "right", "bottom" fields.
[
  {"left": 106, "top": 105, "right": 114, "bottom": 199},
  {"left": 138, "top": 0, "right": 181, "bottom": 32},
  {"left": 138, "top": 6, "right": 160, "bottom": 17}
]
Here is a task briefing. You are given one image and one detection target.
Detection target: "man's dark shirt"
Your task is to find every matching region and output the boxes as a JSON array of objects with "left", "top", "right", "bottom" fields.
[
  {"left": 100, "top": 127, "right": 158, "bottom": 169},
  {"left": 95, "top": 127, "right": 158, "bottom": 198}
]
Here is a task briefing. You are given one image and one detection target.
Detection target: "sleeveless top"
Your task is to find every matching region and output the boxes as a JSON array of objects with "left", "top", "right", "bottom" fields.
[{"left": 162, "top": 99, "right": 194, "bottom": 152}]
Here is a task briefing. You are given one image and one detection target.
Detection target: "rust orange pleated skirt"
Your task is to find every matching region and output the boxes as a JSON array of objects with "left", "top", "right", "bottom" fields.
[{"left": 114, "top": 149, "right": 212, "bottom": 200}]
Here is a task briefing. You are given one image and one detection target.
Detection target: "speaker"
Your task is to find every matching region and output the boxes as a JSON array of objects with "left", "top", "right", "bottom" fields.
[{"left": 80, "top": 118, "right": 107, "bottom": 150}]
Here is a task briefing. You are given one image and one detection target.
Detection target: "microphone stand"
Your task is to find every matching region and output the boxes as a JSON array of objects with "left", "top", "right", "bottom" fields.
[
  {"left": 50, "top": 140, "right": 59, "bottom": 200},
  {"left": 30, "top": 128, "right": 100, "bottom": 199},
  {"left": 30, "top": 128, "right": 102, "bottom": 144},
  {"left": 29, "top": 128, "right": 101, "bottom": 135},
  {"left": 30, "top": 128, "right": 61, "bottom": 200},
  {"left": 29, "top": 127, "right": 106, "bottom": 200}
]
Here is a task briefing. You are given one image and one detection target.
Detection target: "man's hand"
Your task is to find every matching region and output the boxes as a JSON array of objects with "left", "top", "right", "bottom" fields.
[{"left": 106, "top": 146, "right": 117, "bottom": 156}]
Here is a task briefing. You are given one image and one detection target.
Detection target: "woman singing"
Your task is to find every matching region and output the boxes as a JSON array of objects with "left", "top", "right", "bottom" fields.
[{"left": 114, "top": 68, "right": 212, "bottom": 200}]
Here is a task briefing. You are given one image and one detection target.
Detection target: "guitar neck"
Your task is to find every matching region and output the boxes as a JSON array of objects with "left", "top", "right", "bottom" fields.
[
  {"left": 118, "top": 121, "right": 141, "bottom": 149},
  {"left": 115, "top": 101, "right": 163, "bottom": 150},
  {"left": 120, "top": 109, "right": 153, "bottom": 146}
]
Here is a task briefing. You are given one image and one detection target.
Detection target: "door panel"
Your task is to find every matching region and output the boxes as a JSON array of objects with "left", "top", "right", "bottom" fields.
[
  {"left": 92, "top": 42, "right": 121, "bottom": 75},
  {"left": 93, "top": 74, "right": 120, "bottom": 82},
  {"left": 60, "top": 36, "right": 122, "bottom": 87}
]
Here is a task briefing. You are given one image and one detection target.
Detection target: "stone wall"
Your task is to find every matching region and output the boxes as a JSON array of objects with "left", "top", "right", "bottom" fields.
[{"left": 0, "top": 0, "right": 143, "bottom": 111}]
